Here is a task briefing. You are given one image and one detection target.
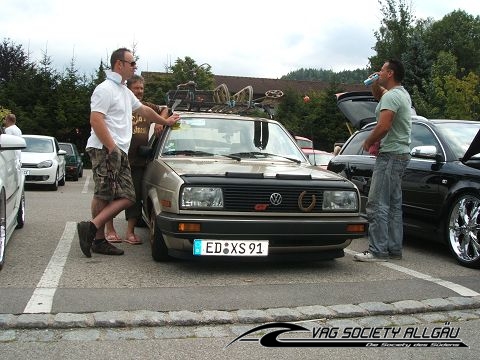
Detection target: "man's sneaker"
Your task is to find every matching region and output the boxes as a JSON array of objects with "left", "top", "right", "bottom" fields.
[
  {"left": 77, "top": 221, "right": 97, "bottom": 258},
  {"left": 389, "top": 253, "right": 403, "bottom": 260},
  {"left": 92, "top": 239, "right": 124, "bottom": 255},
  {"left": 353, "top": 250, "right": 388, "bottom": 262}
]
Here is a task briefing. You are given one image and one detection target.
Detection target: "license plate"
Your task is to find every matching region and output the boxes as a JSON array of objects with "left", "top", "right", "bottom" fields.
[
  {"left": 23, "top": 170, "right": 30, "bottom": 175},
  {"left": 193, "top": 239, "right": 269, "bottom": 256}
]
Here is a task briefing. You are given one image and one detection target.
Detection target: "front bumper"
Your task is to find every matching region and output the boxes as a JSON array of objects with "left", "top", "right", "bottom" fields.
[{"left": 156, "top": 212, "right": 367, "bottom": 260}]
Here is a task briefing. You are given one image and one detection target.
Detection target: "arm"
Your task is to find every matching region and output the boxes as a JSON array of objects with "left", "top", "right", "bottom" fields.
[
  {"left": 363, "top": 109, "right": 395, "bottom": 151},
  {"left": 136, "top": 105, "right": 179, "bottom": 126},
  {"left": 371, "top": 82, "right": 387, "bottom": 101},
  {"left": 90, "top": 111, "right": 116, "bottom": 152}
]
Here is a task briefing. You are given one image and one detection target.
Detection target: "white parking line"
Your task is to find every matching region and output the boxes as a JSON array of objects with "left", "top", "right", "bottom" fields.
[
  {"left": 345, "top": 249, "right": 480, "bottom": 297},
  {"left": 23, "top": 222, "right": 77, "bottom": 313},
  {"left": 82, "top": 174, "right": 90, "bottom": 194}
]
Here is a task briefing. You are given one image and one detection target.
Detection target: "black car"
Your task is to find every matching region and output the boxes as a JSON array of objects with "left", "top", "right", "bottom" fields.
[
  {"left": 328, "top": 91, "right": 480, "bottom": 269},
  {"left": 59, "top": 142, "right": 83, "bottom": 181}
]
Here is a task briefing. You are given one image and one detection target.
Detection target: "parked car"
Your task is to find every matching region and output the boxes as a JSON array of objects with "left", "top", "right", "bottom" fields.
[
  {"left": 21, "top": 135, "right": 66, "bottom": 191},
  {"left": 0, "top": 130, "right": 26, "bottom": 270},
  {"left": 328, "top": 91, "right": 480, "bottom": 269},
  {"left": 59, "top": 142, "right": 83, "bottom": 181},
  {"left": 140, "top": 111, "right": 367, "bottom": 262},
  {"left": 295, "top": 136, "right": 314, "bottom": 149},
  {"left": 302, "top": 148, "right": 334, "bottom": 169}
]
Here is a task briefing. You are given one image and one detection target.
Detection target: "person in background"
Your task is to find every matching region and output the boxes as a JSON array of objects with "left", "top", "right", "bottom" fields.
[
  {"left": 3, "top": 113, "right": 23, "bottom": 165},
  {"left": 105, "top": 74, "right": 167, "bottom": 245},
  {"left": 354, "top": 59, "right": 412, "bottom": 262},
  {"left": 77, "top": 47, "right": 179, "bottom": 258},
  {"left": 4, "top": 113, "right": 22, "bottom": 136}
]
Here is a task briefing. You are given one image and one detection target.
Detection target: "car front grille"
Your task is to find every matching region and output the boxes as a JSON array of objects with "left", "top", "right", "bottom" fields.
[
  {"left": 22, "top": 163, "right": 40, "bottom": 168},
  {"left": 223, "top": 185, "right": 325, "bottom": 213}
]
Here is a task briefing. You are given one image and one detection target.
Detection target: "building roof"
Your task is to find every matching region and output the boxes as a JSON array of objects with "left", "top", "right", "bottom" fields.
[
  {"left": 213, "top": 74, "right": 365, "bottom": 99},
  {"left": 142, "top": 72, "right": 366, "bottom": 100}
]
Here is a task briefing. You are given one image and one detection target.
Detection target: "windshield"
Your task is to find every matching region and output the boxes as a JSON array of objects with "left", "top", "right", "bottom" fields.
[
  {"left": 161, "top": 117, "right": 306, "bottom": 162},
  {"left": 435, "top": 122, "right": 480, "bottom": 158},
  {"left": 22, "top": 137, "right": 54, "bottom": 153}
]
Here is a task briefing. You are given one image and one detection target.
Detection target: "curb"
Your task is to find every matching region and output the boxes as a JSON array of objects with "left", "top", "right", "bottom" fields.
[{"left": 1, "top": 296, "right": 479, "bottom": 330}]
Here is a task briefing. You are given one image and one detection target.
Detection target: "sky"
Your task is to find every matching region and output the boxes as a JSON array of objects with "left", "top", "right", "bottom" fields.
[{"left": 1, "top": 0, "right": 479, "bottom": 79}]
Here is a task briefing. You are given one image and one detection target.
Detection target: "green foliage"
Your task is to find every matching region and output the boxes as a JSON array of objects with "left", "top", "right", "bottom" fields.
[
  {"left": 276, "top": 86, "right": 351, "bottom": 151},
  {"left": 282, "top": 68, "right": 369, "bottom": 84},
  {"left": 143, "top": 57, "right": 215, "bottom": 105},
  {"left": 424, "top": 10, "right": 480, "bottom": 76}
]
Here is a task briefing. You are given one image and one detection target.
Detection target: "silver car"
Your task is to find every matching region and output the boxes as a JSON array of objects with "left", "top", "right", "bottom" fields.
[{"left": 141, "top": 112, "right": 367, "bottom": 262}]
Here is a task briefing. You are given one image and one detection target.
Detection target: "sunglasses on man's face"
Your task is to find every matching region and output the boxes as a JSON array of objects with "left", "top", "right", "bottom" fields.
[{"left": 120, "top": 60, "right": 136, "bottom": 67}]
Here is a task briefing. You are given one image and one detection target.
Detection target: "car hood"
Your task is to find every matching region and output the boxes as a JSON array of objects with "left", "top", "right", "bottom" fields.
[
  {"left": 163, "top": 158, "right": 343, "bottom": 180},
  {"left": 463, "top": 128, "right": 480, "bottom": 162},
  {"left": 21, "top": 152, "right": 57, "bottom": 163},
  {"left": 336, "top": 91, "right": 417, "bottom": 129}
]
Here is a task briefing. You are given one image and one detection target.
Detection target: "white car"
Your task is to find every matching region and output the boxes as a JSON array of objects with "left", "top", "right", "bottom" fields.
[
  {"left": 21, "top": 135, "right": 67, "bottom": 190},
  {"left": 0, "top": 130, "right": 26, "bottom": 271}
]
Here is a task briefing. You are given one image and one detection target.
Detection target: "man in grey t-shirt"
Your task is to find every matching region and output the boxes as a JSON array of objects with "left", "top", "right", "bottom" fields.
[{"left": 354, "top": 59, "right": 412, "bottom": 262}]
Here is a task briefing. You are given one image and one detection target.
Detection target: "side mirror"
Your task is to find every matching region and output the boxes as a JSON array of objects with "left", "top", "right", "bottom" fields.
[{"left": 410, "top": 145, "right": 441, "bottom": 161}]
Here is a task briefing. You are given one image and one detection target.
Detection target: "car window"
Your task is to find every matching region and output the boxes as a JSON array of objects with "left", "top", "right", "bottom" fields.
[
  {"left": 341, "top": 130, "right": 372, "bottom": 155},
  {"left": 435, "top": 122, "right": 480, "bottom": 158},
  {"left": 410, "top": 123, "right": 440, "bottom": 150},
  {"left": 60, "top": 143, "right": 74, "bottom": 155}
]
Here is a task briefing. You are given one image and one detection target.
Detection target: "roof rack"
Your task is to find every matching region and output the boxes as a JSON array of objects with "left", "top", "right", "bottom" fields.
[{"left": 166, "top": 82, "right": 283, "bottom": 118}]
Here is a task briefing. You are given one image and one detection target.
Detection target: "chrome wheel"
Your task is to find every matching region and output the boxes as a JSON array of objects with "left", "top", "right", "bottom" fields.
[{"left": 447, "top": 193, "right": 480, "bottom": 268}]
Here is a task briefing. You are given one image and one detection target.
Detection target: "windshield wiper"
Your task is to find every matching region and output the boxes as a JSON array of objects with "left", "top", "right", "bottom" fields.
[
  {"left": 163, "top": 150, "right": 215, "bottom": 156},
  {"left": 229, "top": 151, "right": 301, "bottom": 164}
]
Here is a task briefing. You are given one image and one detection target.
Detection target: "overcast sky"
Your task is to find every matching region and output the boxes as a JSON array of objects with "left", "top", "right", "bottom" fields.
[{"left": 1, "top": 0, "right": 478, "bottom": 79}]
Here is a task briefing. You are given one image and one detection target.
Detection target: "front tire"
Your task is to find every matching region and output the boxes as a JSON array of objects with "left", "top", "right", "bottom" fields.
[
  {"left": 49, "top": 169, "right": 59, "bottom": 191},
  {"left": 59, "top": 170, "right": 66, "bottom": 186},
  {"left": 16, "top": 190, "right": 25, "bottom": 229},
  {"left": 446, "top": 192, "right": 480, "bottom": 269},
  {"left": 149, "top": 209, "right": 170, "bottom": 262}
]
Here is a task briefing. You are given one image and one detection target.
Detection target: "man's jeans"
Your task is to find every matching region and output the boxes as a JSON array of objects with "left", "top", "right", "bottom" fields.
[{"left": 366, "top": 152, "right": 410, "bottom": 258}]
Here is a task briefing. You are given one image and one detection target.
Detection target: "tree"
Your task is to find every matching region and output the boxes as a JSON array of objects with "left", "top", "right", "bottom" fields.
[
  {"left": 0, "top": 38, "right": 33, "bottom": 84},
  {"left": 369, "top": 0, "right": 415, "bottom": 71},
  {"left": 424, "top": 10, "right": 480, "bottom": 76},
  {"left": 169, "top": 57, "right": 214, "bottom": 90}
]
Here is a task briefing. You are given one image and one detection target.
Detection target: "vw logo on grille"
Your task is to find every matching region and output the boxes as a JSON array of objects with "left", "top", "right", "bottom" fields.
[{"left": 270, "top": 193, "right": 283, "bottom": 206}]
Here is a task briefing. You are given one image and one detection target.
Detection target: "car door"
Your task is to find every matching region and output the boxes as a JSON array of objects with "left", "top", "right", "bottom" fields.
[
  {"left": 328, "top": 128, "right": 376, "bottom": 213},
  {"left": 0, "top": 134, "right": 24, "bottom": 227},
  {"left": 402, "top": 123, "right": 445, "bottom": 225}
]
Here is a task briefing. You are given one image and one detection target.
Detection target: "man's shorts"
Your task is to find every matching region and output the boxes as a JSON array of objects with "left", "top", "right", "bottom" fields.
[{"left": 86, "top": 147, "right": 136, "bottom": 202}]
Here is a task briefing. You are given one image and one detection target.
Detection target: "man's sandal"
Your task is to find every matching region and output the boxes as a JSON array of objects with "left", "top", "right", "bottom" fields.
[
  {"left": 106, "top": 232, "right": 122, "bottom": 243},
  {"left": 124, "top": 234, "right": 142, "bottom": 245}
]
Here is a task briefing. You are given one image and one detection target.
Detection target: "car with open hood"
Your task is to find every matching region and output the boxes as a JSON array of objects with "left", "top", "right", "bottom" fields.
[
  {"left": 140, "top": 110, "right": 367, "bottom": 262},
  {"left": 328, "top": 91, "right": 480, "bottom": 269}
]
